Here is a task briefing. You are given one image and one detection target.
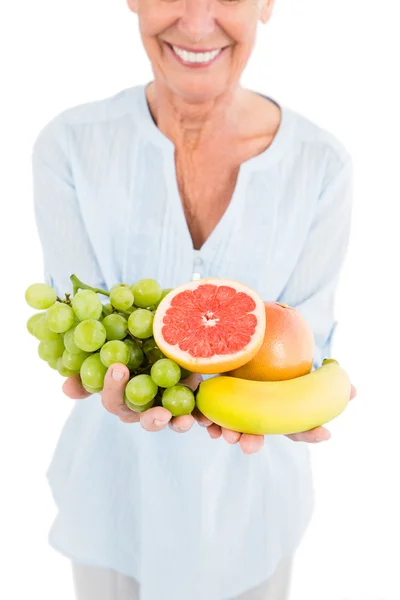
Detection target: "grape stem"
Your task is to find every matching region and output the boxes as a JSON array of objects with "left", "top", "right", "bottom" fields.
[{"left": 70, "top": 274, "right": 110, "bottom": 297}]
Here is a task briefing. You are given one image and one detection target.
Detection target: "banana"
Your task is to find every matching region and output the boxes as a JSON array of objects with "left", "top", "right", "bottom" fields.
[{"left": 195, "top": 358, "right": 351, "bottom": 435}]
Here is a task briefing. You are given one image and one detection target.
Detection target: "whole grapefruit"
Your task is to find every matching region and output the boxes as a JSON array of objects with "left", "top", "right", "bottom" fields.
[{"left": 227, "top": 302, "right": 315, "bottom": 381}]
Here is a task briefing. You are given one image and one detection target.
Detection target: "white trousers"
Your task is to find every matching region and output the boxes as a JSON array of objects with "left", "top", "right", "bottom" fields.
[{"left": 72, "top": 555, "right": 293, "bottom": 600}]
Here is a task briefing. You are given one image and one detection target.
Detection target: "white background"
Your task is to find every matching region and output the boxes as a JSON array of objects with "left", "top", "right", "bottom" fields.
[{"left": 1, "top": 0, "right": 399, "bottom": 599}]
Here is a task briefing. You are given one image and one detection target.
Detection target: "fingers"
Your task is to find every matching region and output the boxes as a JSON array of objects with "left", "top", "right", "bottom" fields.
[
  {"left": 139, "top": 406, "right": 173, "bottom": 432},
  {"left": 221, "top": 428, "right": 241, "bottom": 445},
  {"left": 119, "top": 410, "right": 141, "bottom": 423},
  {"left": 169, "top": 414, "right": 195, "bottom": 433},
  {"left": 62, "top": 374, "right": 92, "bottom": 399},
  {"left": 239, "top": 434, "right": 265, "bottom": 454},
  {"left": 101, "top": 364, "right": 133, "bottom": 419},
  {"left": 207, "top": 424, "right": 223, "bottom": 439},
  {"left": 101, "top": 364, "right": 193, "bottom": 430},
  {"left": 286, "top": 425, "right": 331, "bottom": 443},
  {"left": 180, "top": 372, "right": 203, "bottom": 391},
  {"left": 350, "top": 383, "right": 357, "bottom": 400},
  {"left": 192, "top": 407, "right": 213, "bottom": 428},
  {"left": 195, "top": 411, "right": 263, "bottom": 453},
  {"left": 192, "top": 407, "right": 222, "bottom": 437}
]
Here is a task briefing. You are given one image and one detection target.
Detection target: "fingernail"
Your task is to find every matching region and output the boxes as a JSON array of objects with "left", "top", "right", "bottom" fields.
[
  {"left": 316, "top": 435, "right": 330, "bottom": 442},
  {"left": 154, "top": 419, "right": 169, "bottom": 427},
  {"left": 112, "top": 368, "right": 124, "bottom": 381}
]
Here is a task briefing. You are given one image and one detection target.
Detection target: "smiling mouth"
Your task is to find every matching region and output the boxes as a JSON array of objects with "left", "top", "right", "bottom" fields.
[{"left": 164, "top": 42, "right": 228, "bottom": 67}]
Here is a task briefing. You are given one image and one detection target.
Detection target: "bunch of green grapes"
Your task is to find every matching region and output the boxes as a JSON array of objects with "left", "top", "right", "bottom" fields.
[{"left": 25, "top": 276, "right": 195, "bottom": 417}]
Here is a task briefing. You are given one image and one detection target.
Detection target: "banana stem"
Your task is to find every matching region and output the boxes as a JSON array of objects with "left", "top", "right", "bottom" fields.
[{"left": 70, "top": 274, "right": 110, "bottom": 297}]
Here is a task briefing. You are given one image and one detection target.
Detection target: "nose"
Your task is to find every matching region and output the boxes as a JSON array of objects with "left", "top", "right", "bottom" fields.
[{"left": 177, "top": 0, "right": 216, "bottom": 43}]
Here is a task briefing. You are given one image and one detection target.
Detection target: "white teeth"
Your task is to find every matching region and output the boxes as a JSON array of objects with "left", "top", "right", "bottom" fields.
[{"left": 172, "top": 45, "right": 221, "bottom": 63}]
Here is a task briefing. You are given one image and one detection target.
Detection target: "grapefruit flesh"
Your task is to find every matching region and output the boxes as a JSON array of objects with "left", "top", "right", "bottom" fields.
[
  {"left": 153, "top": 279, "right": 266, "bottom": 374},
  {"left": 228, "top": 301, "right": 315, "bottom": 381}
]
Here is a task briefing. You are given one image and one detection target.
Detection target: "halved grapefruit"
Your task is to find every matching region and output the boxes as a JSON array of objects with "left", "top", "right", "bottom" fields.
[{"left": 153, "top": 279, "right": 266, "bottom": 374}]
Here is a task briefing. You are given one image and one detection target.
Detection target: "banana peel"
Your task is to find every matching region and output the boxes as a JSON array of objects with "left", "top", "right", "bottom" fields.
[{"left": 195, "top": 358, "right": 351, "bottom": 435}]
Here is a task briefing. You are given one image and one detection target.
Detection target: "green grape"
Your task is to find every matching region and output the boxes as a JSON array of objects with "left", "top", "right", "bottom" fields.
[
  {"left": 80, "top": 353, "right": 107, "bottom": 390},
  {"left": 116, "top": 307, "right": 137, "bottom": 320},
  {"left": 128, "top": 309, "right": 154, "bottom": 339},
  {"left": 162, "top": 385, "right": 195, "bottom": 417},
  {"left": 102, "top": 303, "right": 114, "bottom": 317},
  {"left": 100, "top": 340, "right": 130, "bottom": 368},
  {"left": 125, "top": 374, "right": 158, "bottom": 406},
  {"left": 27, "top": 313, "right": 44, "bottom": 336},
  {"left": 142, "top": 338, "right": 165, "bottom": 364},
  {"left": 74, "top": 319, "right": 106, "bottom": 352},
  {"left": 57, "top": 356, "right": 79, "bottom": 377},
  {"left": 38, "top": 336, "right": 65, "bottom": 362},
  {"left": 124, "top": 396, "right": 154, "bottom": 413},
  {"left": 131, "top": 279, "right": 162, "bottom": 308},
  {"left": 146, "top": 348, "right": 165, "bottom": 365},
  {"left": 81, "top": 382, "right": 103, "bottom": 394},
  {"left": 117, "top": 312, "right": 130, "bottom": 320},
  {"left": 25, "top": 283, "right": 57, "bottom": 310},
  {"left": 110, "top": 285, "right": 134, "bottom": 311},
  {"left": 62, "top": 349, "right": 91, "bottom": 371},
  {"left": 102, "top": 314, "right": 128, "bottom": 340},
  {"left": 47, "top": 359, "right": 58, "bottom": 370},
  {"left": 72, "top": 290, "right": 103, "bottom": 321},
  {"left": 142, "top": 337, "right": 156, "bottom": 353},
  {"left": 110, "top": 282, "right": 127, "bottom": 291},
  {"left": 124, "top": 339, "right": 144, "bottom": 370},
  {"left": 152, "top": 288, "right": 173, "bottom": 309},
  {"left": 64, "top": 326, "right": 81, "bottom": 353},
  {"left": 151, "top": 359, "right": 181, "bottom": 388},
  {"left": 47, "top": 303, "right": 75, "bottom": 333},
  {"left": 31, "top": 313, "right": 59, "bottom": 341}
]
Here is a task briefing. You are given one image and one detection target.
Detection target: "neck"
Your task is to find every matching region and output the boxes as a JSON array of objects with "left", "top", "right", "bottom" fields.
[{"left": 145, "top": 80, "right": 248, "bottom": 151}]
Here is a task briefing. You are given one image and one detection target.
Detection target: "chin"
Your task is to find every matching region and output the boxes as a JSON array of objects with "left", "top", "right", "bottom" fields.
[{"left": 165, "top": 76, "right": 231, "bottom": 103}]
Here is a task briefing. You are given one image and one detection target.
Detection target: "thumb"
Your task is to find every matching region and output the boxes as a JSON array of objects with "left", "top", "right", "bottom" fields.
[{"left": 101, "top": 363, "right": 131, "bottom": 416}]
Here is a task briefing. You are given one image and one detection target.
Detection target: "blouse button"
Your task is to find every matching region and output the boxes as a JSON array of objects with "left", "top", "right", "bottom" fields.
[{"left": 192, "top": 255, "right": 203, "bottom": 280}]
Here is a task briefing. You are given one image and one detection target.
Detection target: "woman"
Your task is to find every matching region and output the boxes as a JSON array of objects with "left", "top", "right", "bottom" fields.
[{"left": 32, "top": 0, "right": 356, "bottom": 599}]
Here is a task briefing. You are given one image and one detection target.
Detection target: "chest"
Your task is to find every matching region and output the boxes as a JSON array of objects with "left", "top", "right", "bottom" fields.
[
  {"left": 175, "top": 152, "right": 241, "bottom": 251},
  {"left": 77, "top": 134, "right": 318, "bottom": 299}
]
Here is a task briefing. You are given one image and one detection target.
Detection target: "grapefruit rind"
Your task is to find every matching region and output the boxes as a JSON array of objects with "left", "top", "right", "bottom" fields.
[{"left": 153, "top": 278, "right": 266, "bottom": 374}]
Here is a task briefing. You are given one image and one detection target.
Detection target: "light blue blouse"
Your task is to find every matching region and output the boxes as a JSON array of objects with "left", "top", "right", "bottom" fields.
[{"left": 32, "top": 82, "right": 353, "bottom": 600}]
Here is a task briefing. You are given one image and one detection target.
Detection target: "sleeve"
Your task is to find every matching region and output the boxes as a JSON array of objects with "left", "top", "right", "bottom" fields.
[
  {"left": 276, "top": 153, "right": 354, "bottom": 371},
  {"left": 31, "top": 116, "right": 107, "bottom": 299}
]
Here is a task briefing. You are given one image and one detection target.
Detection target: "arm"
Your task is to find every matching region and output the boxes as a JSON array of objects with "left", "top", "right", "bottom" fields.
[
  {"left": 32, "top": 115, "right": 198, "bottom": 430},
  {"left": 276, "top": 153, "right": 354, "bottom": 371},
  {"left": 32, "top": 116, "right": 106, "bottom": 297}
]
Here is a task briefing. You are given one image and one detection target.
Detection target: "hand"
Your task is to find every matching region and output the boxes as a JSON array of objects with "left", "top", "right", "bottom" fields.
[
  {"left": 62, "top": 364, "right": 196, "bottom": 434},
  {"left": 62, "top": 370, "right": 357, "bottom": 454},
  {"left": 194, "top": 382, "right": 358, "bottom": 455}
]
